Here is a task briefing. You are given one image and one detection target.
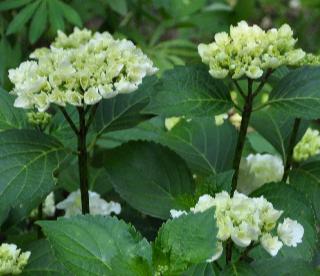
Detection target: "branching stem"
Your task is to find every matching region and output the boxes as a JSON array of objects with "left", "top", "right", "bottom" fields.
[
  {"left": 282, "top": 118, "right": 301, "bottom": 182},
  {"left": 77, "top": 106, "right": 90, "bottom": 214},
  {"left": 59, "top": 107, "right": 79, "bottom": 135},
  {"left": 231, "top": 79, "right": 254, "bottom": 195}
]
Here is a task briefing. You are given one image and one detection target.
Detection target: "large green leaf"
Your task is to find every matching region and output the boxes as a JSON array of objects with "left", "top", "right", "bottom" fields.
[
  {"left": 29, "top": 0, "right": 47, "bottom": 43},
  {"left": 251, "top": 108, "right": 309, "bottom": 160},
  {"left": 0, "top": 129, "right": 65, "bottom": 226},
  {"left": 22, "top": 239, "right": 70, "bottom": 276},
  {"left": 251, "top": 257, "right": 317, "bottom": 276},
  {"left": 154, "top": 208, "right": 218, "bottom": 274},
  {"left": 92, "top": 76, "right": 157, "bottom": 142},
  {"left": 0, "top": 0, "right": 32, "bottom": 11},
  {"left": 97, "top": 141, "right": 194, "bottom": 219},
  {"left": 38, "top": 215, "right": 152, "bottom": 276},
  {"left": 252, "top": 183, "right": 317, "bottom": 262},
  {"left": 221, "top": 263, "right": 257, "bottom": 276},
  {"left": 183, "top": 263, "right": 216, "bottom": 276},
  {"left": 289, "top": 160, "right": 320, "bottom": 223},
  {"left": 144, "top": 66, "right": 232, "bottom": 117},
  {"left": 263, "top": 66, "right": 320, "bottom": 119},
  {"left": 6, "top": 0, "right": 40, "bottom": 35},
  {"left": 0, "top": 87, "right": 27, "bottom": 130},
  {"left": 99, "top": 117, "right": 237, "bottom": 175}
]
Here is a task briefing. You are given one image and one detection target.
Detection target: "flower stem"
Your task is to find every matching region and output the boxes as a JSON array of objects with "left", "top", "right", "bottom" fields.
[
  {"left": 231, "top": 79, "right": 254, "bottom": 195},
  {"left": 282, "top": 118, "right": 301, "bottom": 182},
  {"left": 77, "top": 106, "right": 90, "bottom": 214},
  {"left": 225, "top": 239, "right": 233, "bottom": 264},
  {"left": 37, "top": 202, "right": 43, "bottom": 239}
]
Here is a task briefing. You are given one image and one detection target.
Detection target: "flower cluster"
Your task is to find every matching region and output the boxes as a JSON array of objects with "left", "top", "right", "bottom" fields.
[
  {"left": 198, "top": 21, "right": 306, "bottom": 79},
  {"left": 171, "top": 191, "right": 304, "bottom": 260},
  {"left": 8, "top": 28, "right": 158, "bottom": 112},
  {"left": 27, "top": 111, "right": 51, "bottom": 128},
  {"left": 294, "top": 128, "right": 320, "bottom": 162},
  {"left": 0, "top": 243, "right": 30, "bottom": 275},
  {"left": 56, "top": 189, "right": 121, "bottom": 218},
  {"left": 237, "top": 154, "right": 284, "bottom": 195}
]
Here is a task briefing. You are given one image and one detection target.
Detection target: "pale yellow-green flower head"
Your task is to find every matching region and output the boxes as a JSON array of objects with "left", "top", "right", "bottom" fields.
[
  {"left": 198, "top": 21, "right": 306, "bottom": 80},
  {"left": 171, "top": 190, "right": 303, "bottom": 259},
  {"left": 294, "top": 128, "right": 320, "bottom": 162},
  {"left": 0, "top": 243, "right": 31, "bottom": 275},
  {"left": 8, "top": 28, "right": 158, "bottom": 112},
  {"left": 27, "top": 111, "right": 51, "bottom": 128}
]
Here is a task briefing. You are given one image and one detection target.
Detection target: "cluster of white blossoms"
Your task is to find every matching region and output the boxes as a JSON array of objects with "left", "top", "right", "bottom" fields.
[
  {"left": 294, "top": 128, "right": 320, "bottom": 162},
  {"left": 56, "top": 190, "right": 121, "bottom": 218},
  {"left": 198, "top": 21, "right": 306, "bottom": 79},
  {"left": 0, "top": 243, "right": 30, "bottom": 275},
  {"left": 171, "top": 191, "right": 304, "bottom": 260},
  {"left": 237, "top": 154, "right": 284, "bottom": 195},
  {"left": 8, "top": 28, "right": 158, "bottom": 112}
]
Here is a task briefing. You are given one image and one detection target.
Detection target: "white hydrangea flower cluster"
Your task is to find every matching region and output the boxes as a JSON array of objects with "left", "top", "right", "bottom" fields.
[
  {"left": 198, "top": 21, "right": 306, "bottom": 79},
  {"left": 8, "top": 28, "right": 158, "bottom": 112},
  {"left": 56, "top": 189, "right": 121, "bottom": 218},
  {"left": 237, "top": 154, "right": 284, "bottom": 195},
  {"left": 0, "top": 243, "right": 31, "bottom": 275},
  {"left": 171, "top": 191, "right": 304, "bottom": 260},
  {"left": 294, "top": 128, "right": 320, "bottom": 162}
]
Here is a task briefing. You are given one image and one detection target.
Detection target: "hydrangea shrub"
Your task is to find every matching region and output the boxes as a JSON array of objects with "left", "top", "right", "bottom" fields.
[{"left": 0, "top": 21, "right": 320, "bottom": 275}]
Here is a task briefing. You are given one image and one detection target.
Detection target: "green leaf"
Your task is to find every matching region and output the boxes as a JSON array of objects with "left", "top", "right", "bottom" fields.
[
  {"left": 107, "top": 0, "right": 127, "bottom": 15},
  {"left": 0, "top": 87, "right": 28, "bottom": 130},
  {"left": 251, "top": 257, "right": 318, "bottom": 276},
  {"left": 221, "top": 262, "right": 257, "bottom": 276},
  {"left": 144, "top": 66, "right": 232, "bottom": 117},
  {"left": 92, "top": 76, "right": 157, "bottom": 142},
  {"left": 268, "top": 66, "right": 290, "bottom": 88},
  {"left": 289, "top": 160, "right": 320, "bottom": 223},
  {"left": 247, "top": 132, "right": 278, "bottom": 156},
  {"left": 29, "top": 0, "right": 47, "bottom": 43},
  {"left": 98, "top": 141, "right": 194, "bottom": 219},
  {"left": 182, "top": 263, "right": 216, "bottom": 276},
  {"left": 250, "top": 108, "right": 308, "bottom": 160},
  {"left": 6, "top": 0, "right": 40, "bottom": 35},
  {"left": 263, "top": 66, "right": 320, "bottom": 119},
  {"left": 48, "top": 0, "right": 65, "bottom": 32},
  {"left": 252, "top": 183, "right": 317, "bottom": 262},
  {"left": 57, "top": 0, "right": 82, "bottom": 27},
  {"left": 0, "top": 129, "right": 65, "bottom": 226},
  {"left": 38, "top": 215, "right": 152, "bottom": 276},
  {"left": 22, "top": 239, "right": 71, "bottom": 276},
  {"left": 100, "top": 117, "right": 238, "bottom": 176},
  {"left": 0, "top": 0, "right": 32, "bottom": 11},
  {"left": 154, "top": 208, "right": 218, "bottom": 274}
]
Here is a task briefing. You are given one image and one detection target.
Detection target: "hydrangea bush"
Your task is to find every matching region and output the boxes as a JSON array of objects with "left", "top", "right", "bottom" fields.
[{"left": 0, "top": 21, "right": 320, "bottom": 275}]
